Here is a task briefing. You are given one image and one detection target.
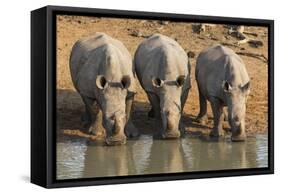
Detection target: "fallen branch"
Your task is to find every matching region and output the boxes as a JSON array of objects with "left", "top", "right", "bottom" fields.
[
  {"left": 248, "top": 40, "right": 264, "bottom": 47},
  {"left": 221, "top": 42, "right": 240, "bottom": 48},
  {"left": 227, "top": 26, "right": 263, "bottom": 48},
  {"left": 129, "top": 31, "right": 151, "bottom": 38},
  {"left": 237, "top": 37, "right": 250, "bottom": 45},
  {"left": 63, "top": 129, "right": 103, "bottom": 141},
  {"left": 236, "top": 51, "right": 268, "bottom": 63},
  {"left": 244, "top": 31, "right": 258, "bottom": 37},
  {"left": 197, "top": 36, "right": 206, "bottom": 40},
  {"left": 237, "top": 37, "right": 264, "bottom": 48}
]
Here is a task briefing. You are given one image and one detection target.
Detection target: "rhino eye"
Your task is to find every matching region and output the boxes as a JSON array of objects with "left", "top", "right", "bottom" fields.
[
  {"left": 234, "top": 116, "right": 240, "bottom": 122},
  {"left": 240, "top": 82, "right": 250, "bottom": 93}
]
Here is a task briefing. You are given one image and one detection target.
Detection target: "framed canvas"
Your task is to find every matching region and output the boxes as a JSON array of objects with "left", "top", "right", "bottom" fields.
[{"left": 31, "top": 5, "right": 274, "bottom": 188}]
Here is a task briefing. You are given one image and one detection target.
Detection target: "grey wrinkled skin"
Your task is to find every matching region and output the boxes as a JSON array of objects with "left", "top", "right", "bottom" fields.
[
  {"left": 134, "top": 34, "right": 191, "bottom": 139},
  {"left": 195, "top": 44, "right": 250, "bottom": 141},
  {"left": 70, "top": 32, "right": 139, "bottom": 145}
]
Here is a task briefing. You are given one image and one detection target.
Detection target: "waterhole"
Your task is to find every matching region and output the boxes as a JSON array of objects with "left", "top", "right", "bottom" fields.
[{"left": 56, "top": 135, "right": 268, "bottom": 180}]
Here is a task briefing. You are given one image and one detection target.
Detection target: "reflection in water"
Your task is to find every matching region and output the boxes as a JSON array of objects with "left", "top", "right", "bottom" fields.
[
  {"left": 144, "top": 139, "right": 187, "bottom": 174},
  {"left": 56, "top": 135, "right": 268, "bottom": 180},
  {"left": 132, "top": 136, "right": 153, "bottom": 174},
  {"left": 56, "top": 140, "right": 87, "bottom": 179}
]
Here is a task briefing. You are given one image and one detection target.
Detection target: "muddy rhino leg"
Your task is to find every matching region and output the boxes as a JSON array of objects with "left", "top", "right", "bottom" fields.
[
  {"left": 147, "top": 92, "right": 161, "bottom": 119},
  {"left": 179, "top": 89, "right": 189, "bottom": 134},
  {"left": 124, "top": 93, "right": 139, "bottom": 138},
  {"left": 90, "top": 109, "right": 106, "bottom": 137},
  {"left": 81, "top": 104, "right": 92, "bottom": 129},
  {"left": 81, "top": 96, "right": 105, "bottom": 137},
  {"left": 196, "top": 87, "right": 208, "bottom": 125},
  {"left": 223, "top": 108, "right": 228, "bottom": 121},
  {"left": 181, "top": 89, "right": 189, "bottom": 112},
  {"left": 147, "top": 92, "right": 164, "bottom": 136},
  {"left": 209, "top": 97, "right": 225, "bottom": 137}
]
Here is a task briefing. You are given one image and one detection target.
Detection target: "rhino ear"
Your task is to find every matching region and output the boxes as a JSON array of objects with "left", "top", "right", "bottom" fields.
[
  {"left": 152, "top": 77, "right": 164, "bottom": 88},
  {"left": 96, "top": 75, "right": 108, "bottom": 89},
  {"left": 121, "top": 75, "right": 131, "bottom": 89},
  {"left": 240, "top": 81, "right": 250, "bottom": 93},
  {"left": 223, "top": 81, "right": 232, "bottom": 93},
  {"left": 176, "top": 75, "right": 185, "bottom": 87}
]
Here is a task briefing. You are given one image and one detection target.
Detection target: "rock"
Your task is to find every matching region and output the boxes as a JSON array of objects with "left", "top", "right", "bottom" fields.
[
  {"left": 90, "top": 19, "right": 100, "bottom": 23},
  {"left": 159, "top": 21, "right": 169, "bottom": 25},
  {"left": 248, "top": 40, "right": 263, "bottom": 48},
  {"left": 192, "top": 23, "right": 216, "bottom": 34},
  {"left": 130, "top": 31, "right": 143, "bottom": 37},
  {"left": 192, "top": 23, "right": 205, "bottom": 34}
]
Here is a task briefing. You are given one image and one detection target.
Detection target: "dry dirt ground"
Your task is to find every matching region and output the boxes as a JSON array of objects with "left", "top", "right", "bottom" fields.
[{"left": 56, "top": 15, "right": 268, "bottom": 141}]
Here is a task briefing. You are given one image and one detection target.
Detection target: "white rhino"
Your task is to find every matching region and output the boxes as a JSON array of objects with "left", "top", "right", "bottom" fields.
[
  {"left": 70, "top": 32, "right": 138, "bottom": 145},
  {"left": 134, "top": 34, "right": 191, "bottom": 138},
  {"left": 195, "top": 44, "right": 250, "bottom": 141}
]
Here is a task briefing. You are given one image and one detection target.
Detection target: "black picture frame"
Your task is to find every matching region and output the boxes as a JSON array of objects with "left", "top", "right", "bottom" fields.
[{"left": 31, "top": 5, "right": 274, "bottom": 188}]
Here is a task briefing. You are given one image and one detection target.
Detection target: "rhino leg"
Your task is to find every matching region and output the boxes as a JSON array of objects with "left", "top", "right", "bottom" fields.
[
  {"left": 223, "top": 108, "right": 228, "bottom": 121},
  {"left": 147, "top": 92, "right": 165, "bottom": 137},
  {"left": 81, "top": 96, "right": 105, "bottom": 137},
  {"left": 209, "top": 97, "right": 225, "bottom": 137},
  {"left": 147, "top": 92, "right": 161, "bottom": 119},
  {"left": 81, "top": 106, "right": 92, "bottom": 129},
  {"left": 148, "top": 108, "right": 155, "bottom": 118},
  {"left": 179, "top": 89, "right": 190, "bottom": 134},
  {"left": 196, "top": 88, "right": 208, "bottom": 125},
  {"left": 81, "top": 96, "right": 94, "bottom": 128},
  {"left": 181, "top": 89, "right": 189, "bottom": 111},
  {"left": 90, "top": 109, "right": 106, "bottom": 137},
  {"left": 124, "top": 93, "right": 139, "bottom": 138}
]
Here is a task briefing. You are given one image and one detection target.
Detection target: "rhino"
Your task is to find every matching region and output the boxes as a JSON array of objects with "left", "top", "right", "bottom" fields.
[
  {"left": 134, "top": 34, "right": 191, "bottom": 138},
  {"left": 70, "top": 32, "right": 139, "bottom": 145},
  {"left": 195, "top": 44, "right": 250, "bottom": 141}
]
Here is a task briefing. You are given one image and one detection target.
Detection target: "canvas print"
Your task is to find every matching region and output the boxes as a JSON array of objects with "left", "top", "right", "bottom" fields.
[{"left": 56, "top": 15, "right": 269, "bottom": 180}]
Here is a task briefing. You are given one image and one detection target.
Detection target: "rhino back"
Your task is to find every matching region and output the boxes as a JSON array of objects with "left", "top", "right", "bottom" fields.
[
  {"left": 70, "top": 33, "right": 135, "bottom": 98},
  {"left": 196, "top": 44, "right": 249, "bottom": 100},
  {"left": 135, "top": 34, "right": 188, "bottom": 93}
]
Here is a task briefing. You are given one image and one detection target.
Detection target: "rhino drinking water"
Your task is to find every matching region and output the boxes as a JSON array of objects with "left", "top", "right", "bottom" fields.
[
  {"left": 195, "top": 44, "right": 250, "bottom": 141},
  {"left": 70, "top": 32, "right": 139, "bottom": 145},
  {"left": 134, "top": 34, "right": 191, "bottom": 138}
]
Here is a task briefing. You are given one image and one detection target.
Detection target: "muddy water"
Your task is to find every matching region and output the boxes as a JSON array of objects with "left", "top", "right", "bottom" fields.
[{"left": 56, "top": 135, "right": 268, "bottom": 180}]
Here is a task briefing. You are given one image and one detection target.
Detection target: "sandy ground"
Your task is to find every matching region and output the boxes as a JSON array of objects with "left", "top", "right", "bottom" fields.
[{"left": 56, "top": 15, "right": 268, "bottom": 141}]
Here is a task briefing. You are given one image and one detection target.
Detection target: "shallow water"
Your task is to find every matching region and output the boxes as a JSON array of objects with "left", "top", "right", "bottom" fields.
[{"left": 56, "top": 135, "right": 268, "bottom": 180}]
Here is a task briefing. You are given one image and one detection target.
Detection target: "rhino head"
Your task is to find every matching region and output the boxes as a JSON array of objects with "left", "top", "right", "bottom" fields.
[
  {"left": 152, "top": 75, "right": 186, "bottom": 139},
  {"left": 96, "top": 75, "right": 131, "bottom": 145},
  {"left": 223, "top": 81, "right": 250, "bottom": 141}
]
